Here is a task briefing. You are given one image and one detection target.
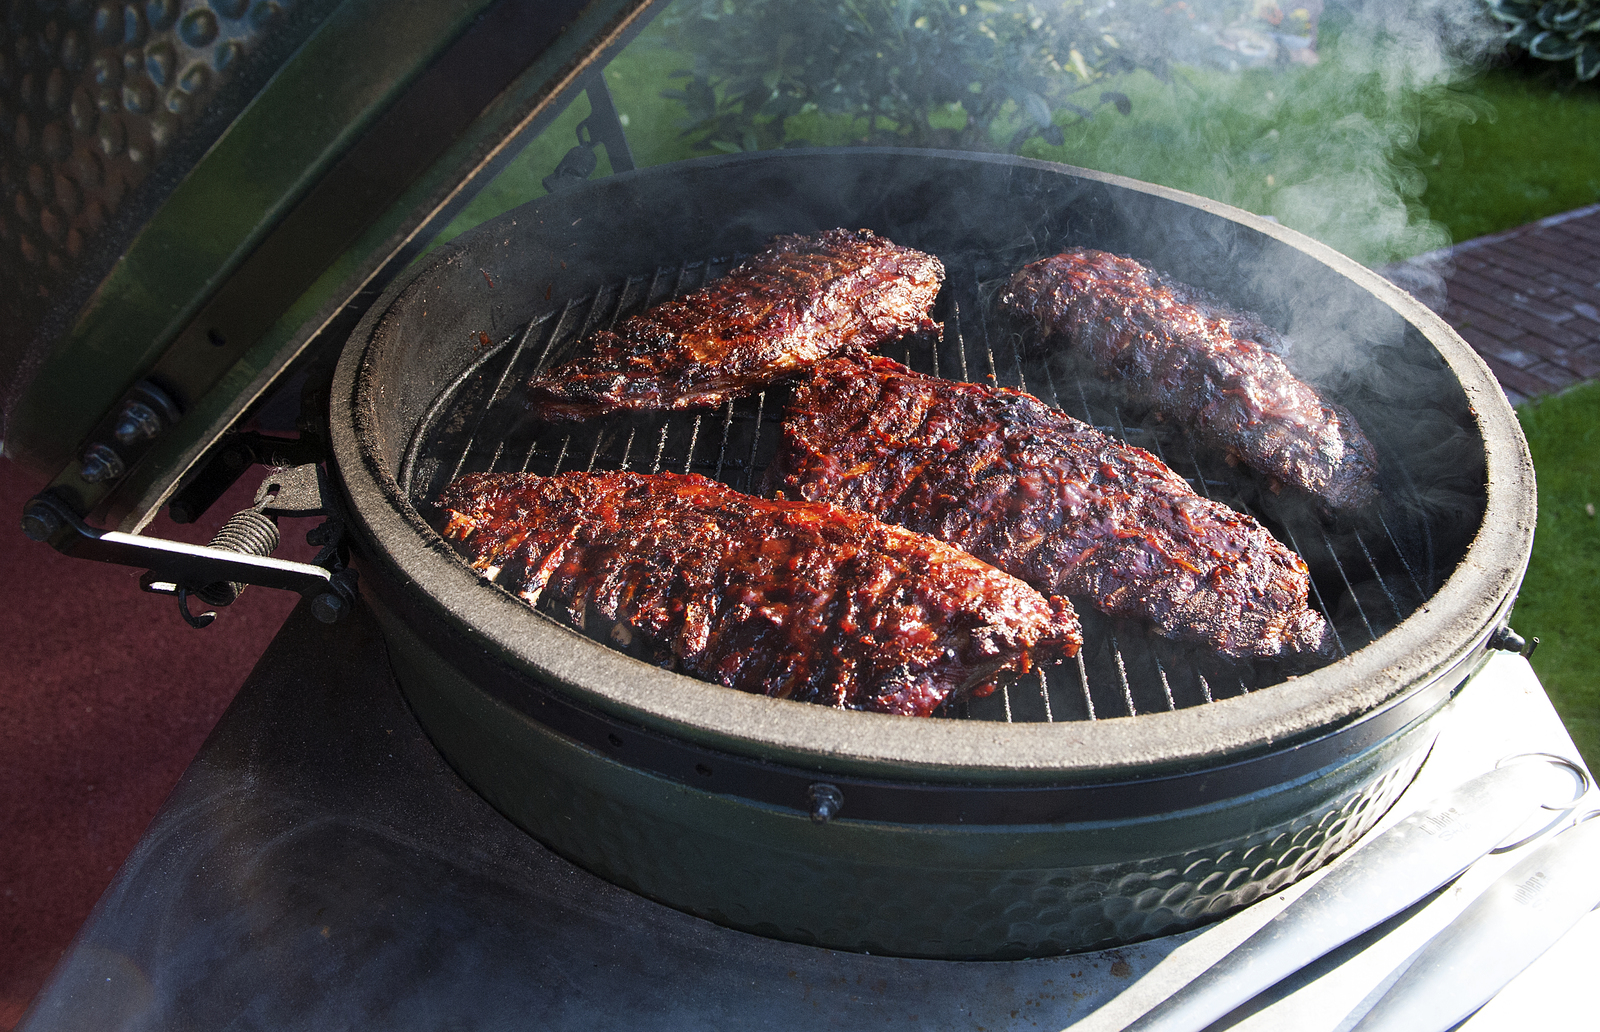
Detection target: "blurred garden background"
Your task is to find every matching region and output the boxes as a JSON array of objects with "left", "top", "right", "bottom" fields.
[
  {"left": 444, "top": 0, "right": 1600, "bottom": 761},
  {"left": 451, "top": 0, "right": 1600, "bottom": 262}
]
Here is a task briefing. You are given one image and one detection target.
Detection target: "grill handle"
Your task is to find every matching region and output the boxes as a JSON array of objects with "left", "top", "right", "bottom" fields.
[
  {"left": 1123, "top": 756, "right": 1588, "bottom": 1032},
  {"left": 21, "top": 475, "right": 355, "bottom": 627}
]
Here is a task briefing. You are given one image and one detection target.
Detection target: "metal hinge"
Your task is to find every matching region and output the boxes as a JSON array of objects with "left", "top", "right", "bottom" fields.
[
  {"left": 21, "top": 464, "right": 357, "bottom": 628},
  {"left": 541, "top": 71, "right": 635, "bottom": 193}
]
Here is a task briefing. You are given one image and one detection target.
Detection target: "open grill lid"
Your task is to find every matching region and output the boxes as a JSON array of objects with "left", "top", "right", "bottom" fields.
[{"left": 3, "top": 0, "right": 659, "bottom": 532}]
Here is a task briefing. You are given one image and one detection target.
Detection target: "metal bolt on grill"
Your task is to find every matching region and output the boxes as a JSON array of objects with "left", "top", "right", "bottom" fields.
[{"left": 401, "top": 249, "right": 1436, "bottom": 724}]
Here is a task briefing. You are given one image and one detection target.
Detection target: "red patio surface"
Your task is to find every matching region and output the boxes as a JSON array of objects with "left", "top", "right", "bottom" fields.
[
  {"left": 1385, "top": 203, "right": 1600, "bottom": 405},
  {"left": 0, "top": 467, "right": 316, "bottom": 1030}
]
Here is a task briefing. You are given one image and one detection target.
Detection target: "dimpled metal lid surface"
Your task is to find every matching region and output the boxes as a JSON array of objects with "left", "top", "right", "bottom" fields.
[{"left": 0, "top": 0, "right": 324, "bottom": 453}]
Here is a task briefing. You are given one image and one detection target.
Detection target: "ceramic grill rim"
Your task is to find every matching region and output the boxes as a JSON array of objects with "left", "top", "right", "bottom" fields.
[{"left": 329, "top": 149, "right": 1534, "bottom": 788}]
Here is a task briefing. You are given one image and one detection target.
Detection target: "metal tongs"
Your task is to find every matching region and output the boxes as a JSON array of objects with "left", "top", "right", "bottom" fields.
[
  {"left": 1348, "top": 808, "right": 1600, "bottom": 1031},
  {"left": 1122, "top": 754, "right": 1589, "bottom": 1032}
]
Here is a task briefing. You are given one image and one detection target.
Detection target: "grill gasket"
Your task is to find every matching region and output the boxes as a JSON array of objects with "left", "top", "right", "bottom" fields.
[{"left": 400, "top": 245, "right": 1436, "bottom": 725}]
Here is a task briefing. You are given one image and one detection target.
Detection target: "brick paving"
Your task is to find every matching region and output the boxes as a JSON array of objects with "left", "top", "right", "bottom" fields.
[{"left": 1384, "top": 204, "right": 1600, "bottom": 406}]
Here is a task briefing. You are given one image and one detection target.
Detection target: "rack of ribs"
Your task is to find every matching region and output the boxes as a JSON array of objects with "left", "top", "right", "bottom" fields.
[
  {"left": 1004, "top": 248, "right": 1378, "bottom": 513},
  {"left": 524, "top": 228, "right": 944, "bottom": 422},
  {"left": 765, "top": 355, "right": 1331, "bottom": 660},
  {"left": 438, "top": 470, "right": 1080, "bottom": 717}
]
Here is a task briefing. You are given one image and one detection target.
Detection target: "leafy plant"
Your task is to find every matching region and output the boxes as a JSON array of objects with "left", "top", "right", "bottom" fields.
[
  {"left": 1485, "top": 0, "right": 1600, "bottom": 80},
  {"left": 657, "top": 0, "right": 1197, "bottom": 154}
]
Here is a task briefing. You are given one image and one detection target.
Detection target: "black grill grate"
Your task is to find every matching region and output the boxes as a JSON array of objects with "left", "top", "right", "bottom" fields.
[{"left": 400, "top": 250, "right": 1435, "bottom": 723}]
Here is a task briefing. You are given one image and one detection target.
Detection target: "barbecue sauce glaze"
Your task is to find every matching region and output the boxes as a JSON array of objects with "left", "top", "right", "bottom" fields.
[
  {"left": 524, "top": 229, "right": 944, "bottom": 421},
  {"left": 1005, "top": 248, "right": 1378, "bottom": 513},
  {"left": 766, "top": 354, "right": 1331, "bottom": 660},
  {"left": 439, "top": 471, "right": 1080, "bottom": 716}
]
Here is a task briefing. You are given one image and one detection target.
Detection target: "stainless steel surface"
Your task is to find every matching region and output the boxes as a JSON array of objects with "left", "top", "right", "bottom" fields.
[
  {"left": 1082, "top": 653, "right": 1597, "bottom": 1032},
  {"left": 1349, "top": 813, "right": 1600, "bottom": 1032},
  {"left": 1124, "top": 758, "right": 1587, "bottom": 1032}
]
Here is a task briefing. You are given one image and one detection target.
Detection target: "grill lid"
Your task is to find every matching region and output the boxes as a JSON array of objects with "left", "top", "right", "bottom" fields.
[{"left": 3, "top": 0, "right": 655, "bottom": 532}]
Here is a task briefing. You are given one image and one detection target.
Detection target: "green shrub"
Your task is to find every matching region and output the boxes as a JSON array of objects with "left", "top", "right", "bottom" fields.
[
  {"left": 1486, "top": 0, "right": 1600, "bottom": 80},
  {"left": 656, "top": 0, "right": 1197, "bottom": 154}
]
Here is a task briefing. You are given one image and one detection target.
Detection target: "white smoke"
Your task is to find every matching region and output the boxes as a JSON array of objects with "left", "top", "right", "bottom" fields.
[
  {"left": 1042, "top": 0, "right": 1506, "bottom": 270},
  {"left": 1267, "top": 0, "right": 1504, "bottom": 261}
]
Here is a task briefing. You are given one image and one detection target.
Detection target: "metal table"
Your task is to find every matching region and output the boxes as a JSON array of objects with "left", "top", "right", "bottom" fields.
[{"left": 19, "top": 602, "right": 1597, "bottom": 1030}]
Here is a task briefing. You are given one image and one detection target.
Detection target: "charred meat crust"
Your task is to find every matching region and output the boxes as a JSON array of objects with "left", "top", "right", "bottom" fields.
[
  {"left": 439, "top": 471, "right": 1081, "bottom": 717},
  {"left": 524, "top": 228, "right": 945, "bottom": 422},
  {"left": 765, "top": 355, "right": 1331, "bottom": 660},
  {"left": 1004, "top": 248, "right": 1378, "bottom": 513}
]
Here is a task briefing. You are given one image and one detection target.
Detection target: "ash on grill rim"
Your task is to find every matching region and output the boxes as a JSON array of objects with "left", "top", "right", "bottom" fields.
[
  {"left": 402, "top": 250, "right": 1434, "bottom": 724},
  {"left": 331, "top": 149, "right": 1533, "bottom": 782}
]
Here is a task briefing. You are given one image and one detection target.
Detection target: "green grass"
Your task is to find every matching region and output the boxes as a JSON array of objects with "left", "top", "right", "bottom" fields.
[
  {"left": 1515, "top": 381, "right": 1600, "bottom": 769},
  {"left": 1420, "top": 64, "right": 1600, "bottom": 245},
  {"left": 1017, "top": 49, "right": 1600, "bottom": 266}
]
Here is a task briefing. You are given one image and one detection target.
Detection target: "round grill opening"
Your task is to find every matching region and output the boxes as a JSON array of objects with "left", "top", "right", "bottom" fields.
[{"left": 399, "top": 244, "right": 1451, "bottom": 725}]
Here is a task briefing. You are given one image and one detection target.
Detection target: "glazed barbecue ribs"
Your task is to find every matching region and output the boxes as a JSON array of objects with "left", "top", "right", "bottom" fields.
[
  {"left": 524, "top": 228, "right": 944, "bottom": 421},
  {"left": 1005, "top": 248, "right": 1378, "bottom": 512},
  {"left": 765, "top": 355, "right": 1331, "bottom": 660},
  {"left": 439, "top": 471, "right": 1081, "bottom": 717}
]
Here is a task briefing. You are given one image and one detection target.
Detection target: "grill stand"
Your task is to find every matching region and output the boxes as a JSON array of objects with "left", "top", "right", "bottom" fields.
[{"left": 18, "top": 601, "right": 1594, "bottom": 1031}]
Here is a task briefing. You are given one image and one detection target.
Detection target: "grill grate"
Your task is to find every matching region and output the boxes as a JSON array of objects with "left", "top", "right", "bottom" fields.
[{"left": 401, "top": 250, "right": 1435, "bottom": 724}]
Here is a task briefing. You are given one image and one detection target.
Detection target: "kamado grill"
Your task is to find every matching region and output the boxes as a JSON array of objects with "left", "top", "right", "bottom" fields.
[
  {"left": 333, "top": 147, "right": 1525, "bottom": 960},
  {"left": 3, "top": 0, "right": 1578, "bottom": 1027}
]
